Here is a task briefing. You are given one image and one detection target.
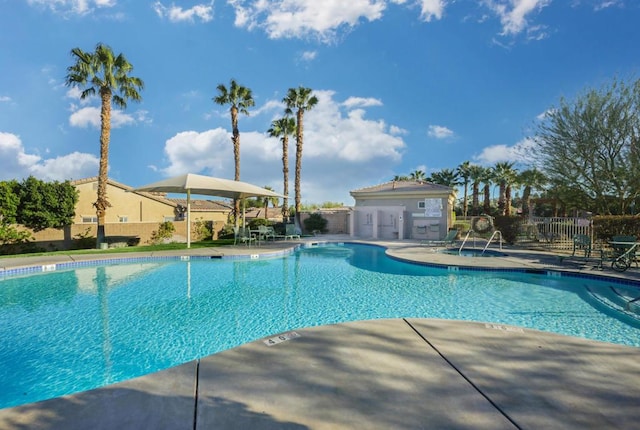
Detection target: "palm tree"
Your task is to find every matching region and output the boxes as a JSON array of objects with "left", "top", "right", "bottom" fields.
[
  {"left": 213, "top": 79, "right": 255, "bottom": 223},
  {"left": 409, "top": 169, "right": 426, "bottom": 181},
  {"left": 283, "top": 86, "right": 318, "bottom": 224},
  {"left": 518, "top": 168, "right": 547, "bottom": 218},
  {"left": 393, "top": 175, "right": 410, "bottom": 181},
  {"left": 493, "top": 161, "right": 517, "bottom": 215},
  {"left": 65, "top": 43, "right": 144, "bottom": 248},
  {"left": 428, "top": 168, "right": 460, "bottom": 188},
  {"left": 480, "top": 167, "right": 495, "bottom": 214},
  {"left": 468, "top": 164, "right": 485, "bottom": 216},
  {"left": 456, "top": 161, "right": 472, "bottom": 217},
  {"left": 268, "top": 116, "right": 296, "bottom": 219},
  {"left": 257, "top": 186, "right": 279, "bottom": 219}
]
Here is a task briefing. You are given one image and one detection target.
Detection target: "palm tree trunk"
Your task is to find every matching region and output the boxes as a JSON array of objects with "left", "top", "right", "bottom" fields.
[
  {"left": 282, "top": 135, "right": 289, "bottom": 219},
  {"left": 95, "top": 89, "right": 112, "bottom": 248},
  {"left": 522, "top": 186, "right": 531, "bottom": 217},
  {"left": 463, "top": 182, "right": 469, "bottom": 218},
  {"left": 231, "top": 106, "right": 241, "bottom": 224},
  {"left": 472, "top": 182, "right": 479, "bottom": 215},
  {"left": 483, "top": 184, "right": 491, "bottom": 214},
  {"left": 294, "top": 110, "right": 304, "bottom": 224},
  {"left": 498, "top": 184, "right": 506, "bottom": 215}
]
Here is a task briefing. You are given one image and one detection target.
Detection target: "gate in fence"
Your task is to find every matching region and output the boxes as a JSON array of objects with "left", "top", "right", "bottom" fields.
[{"left": 520, "top": 217, "right": 593, "bottom": 251}]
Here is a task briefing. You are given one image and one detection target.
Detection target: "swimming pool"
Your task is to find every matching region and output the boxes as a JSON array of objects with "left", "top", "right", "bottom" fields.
[{"left": 1, "top": 243, "right": 639, "bottom": 409}]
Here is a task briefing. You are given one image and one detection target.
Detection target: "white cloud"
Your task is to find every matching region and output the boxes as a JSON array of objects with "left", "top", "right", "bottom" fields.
[
  {"left": 68, "top": 106, "right": 142, "bottom": 128},
  {"left": 473, "top": 137, "right": 536, "bottom": 165},
  {"left": 229, "top": 0, "right": 388, "bottom": 42},
  {"left": 0, "top": 96, "right": 12, "bottom": 102},
  {"left": 27, "top": 0, "right": 116, "bottom": 15},
  {"left": 162, "top": 128, "right": 232, "bottom": 177},
  {"left": 417, "top": 0, "right": 447, "bottom": 21},
  {"left": 482, "top": 0, "right": 551, "bottom": 37},
  {"left": 427, "top": 125, "right": 454, "bottom": 139},
  {"left": 153, "top": 2, "right": 214, "bottom": 23},
  {"left": 536, "top": 108, "right": 555, "bottom": 121},
  {"left": 594, "top": 1, "right": 623, "bottom": 11},
  {"left": 342, "top": 97, "right": 383, "bottom": 108},
  {"left": 390, "top": 125, "right": 408, "bottom": 135},
  {"left": 251, "top": 99, "right": 284, "bottom": 117},
  {"left": 0, "top": 132, "right": 98, "bottom": 181},
  {"left": 300, "top": 50, "right": 318, "bottom": 61},
  {"left": 160, "top": 90, "right": 407, "bottom": 203}
]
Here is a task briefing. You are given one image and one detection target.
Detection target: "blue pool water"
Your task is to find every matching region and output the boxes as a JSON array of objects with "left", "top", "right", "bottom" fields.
[{"left": 1, "top": 243, "right": 639, "bottom": 409}]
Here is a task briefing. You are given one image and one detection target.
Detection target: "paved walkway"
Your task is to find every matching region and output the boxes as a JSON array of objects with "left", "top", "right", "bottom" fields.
[{"left": 1, "top": 239, "right": 639, "bottom": 429}]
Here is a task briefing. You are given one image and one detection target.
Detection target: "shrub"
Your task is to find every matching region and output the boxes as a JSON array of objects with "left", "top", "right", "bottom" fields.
[
  {"left": 149, "top": 221, "right": 175, "bottom": 244},
  {"left": 194, "top": 218, "right": 213, "bottom": 240},
  {"left": 493, "top": 216, "right": 521, "bottom": 245},
  {"left": 303, "top": 213, "right": 328, "bottom": 234},
  {"left": 248, "top": 218, "right": 269, "bottom": 229},
  {"left": 72, "top": 227, "right": 95, "bottom": 250}
]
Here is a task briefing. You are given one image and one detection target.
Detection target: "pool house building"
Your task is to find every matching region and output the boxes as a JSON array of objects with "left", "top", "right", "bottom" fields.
[{"left": 349, "top": 180, "right": 456, "bottom": 241}]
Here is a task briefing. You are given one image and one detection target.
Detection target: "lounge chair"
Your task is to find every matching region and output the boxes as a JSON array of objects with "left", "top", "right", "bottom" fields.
[
  {"left": 284, "top": 224, "right": 301, "bottom": 240},
  {"left": 421, "top": 229, "right": 458, "bottom": 246}
]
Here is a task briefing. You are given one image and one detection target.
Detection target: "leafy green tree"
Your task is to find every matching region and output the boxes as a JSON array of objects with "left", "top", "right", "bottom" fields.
[
  {"left": 283, "top": 86, "right": 318, "bottom": 224},
  {"left": 268, "top": 116, "right": 296, "bottom": 218},
  {"left": 535, "top": 77, "right": 640, "bottom": 214},
  {"left": 16, "top": 176, "right": 78, "bottom": 231},
  {"left": 214, "top": 79, "right": 255, "bottom": 223},
  {"left": 0, "top": 180, "right": 20, "bottom": 224},
  {"left": 393, "top": 175, "right": 410, "bottom": 181},
  {"left": 65, "top": 43, "right": 144, "bottom": 247}
]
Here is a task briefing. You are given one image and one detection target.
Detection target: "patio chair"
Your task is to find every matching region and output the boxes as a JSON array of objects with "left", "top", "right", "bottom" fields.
[
  {"left": 284, "top": 223, "right": 301, "bottom": 240},
  {"left": 421, "top": 229, "right": 458, "bottom": 246},
  {"left": 258, "top": 225, "right": 276, "bottom": 242},
  {"left": 571, "top": 234, "right": 592, "bottom": 258},
  {"left": 234, "top": 226, "right": 256, "bottom": 246}
]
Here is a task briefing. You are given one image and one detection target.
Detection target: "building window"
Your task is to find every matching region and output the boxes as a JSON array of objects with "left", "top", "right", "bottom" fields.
[
  {"left": 81, "top": 216, "right": 98, "bottom": 223},
  {"left": 118, "top": 216, "right": 128, "bottom": 223},
  {"left": 417, "top": 201, "right": 426, "bottom": 209}
]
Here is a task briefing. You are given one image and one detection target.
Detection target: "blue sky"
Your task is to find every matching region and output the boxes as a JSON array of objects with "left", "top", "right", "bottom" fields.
[{"left": 1, "top": 0, "right": 639, "bottom": 205}]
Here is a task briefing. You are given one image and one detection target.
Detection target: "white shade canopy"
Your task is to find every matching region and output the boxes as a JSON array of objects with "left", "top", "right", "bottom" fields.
[
  {"left": 133, "top": 173, "right": 285, "bottom": 200},
  {"left": 132, "top": 173, "right": 285, "bottom": 247}
]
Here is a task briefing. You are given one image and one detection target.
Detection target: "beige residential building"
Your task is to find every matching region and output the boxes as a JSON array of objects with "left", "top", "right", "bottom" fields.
[{"left": 25, "top": 177, "right": 232, "bottom": 250}]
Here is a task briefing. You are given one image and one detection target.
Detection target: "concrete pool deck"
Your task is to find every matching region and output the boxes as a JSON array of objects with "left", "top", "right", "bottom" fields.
[{"left": 1, "top": 238, "right": 639, "bottom": 429}]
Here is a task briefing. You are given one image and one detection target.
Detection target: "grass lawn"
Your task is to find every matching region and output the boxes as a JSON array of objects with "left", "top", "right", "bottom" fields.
[{"left": 0, "top": 239, "right": 236, "bottom": 260}]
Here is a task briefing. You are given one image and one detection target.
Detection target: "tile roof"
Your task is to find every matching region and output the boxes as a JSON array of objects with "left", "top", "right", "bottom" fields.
[
  {"left": 168, "top": 199, "right": 232, "bottom": 211},
  {"left": 351, "top": 180, "right": 453, "bottom": 194}
]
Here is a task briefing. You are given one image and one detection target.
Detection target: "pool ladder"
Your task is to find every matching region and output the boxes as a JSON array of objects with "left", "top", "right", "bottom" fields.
[{"left": 458, "top": 230, "right": 503, "bottom": 255}]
